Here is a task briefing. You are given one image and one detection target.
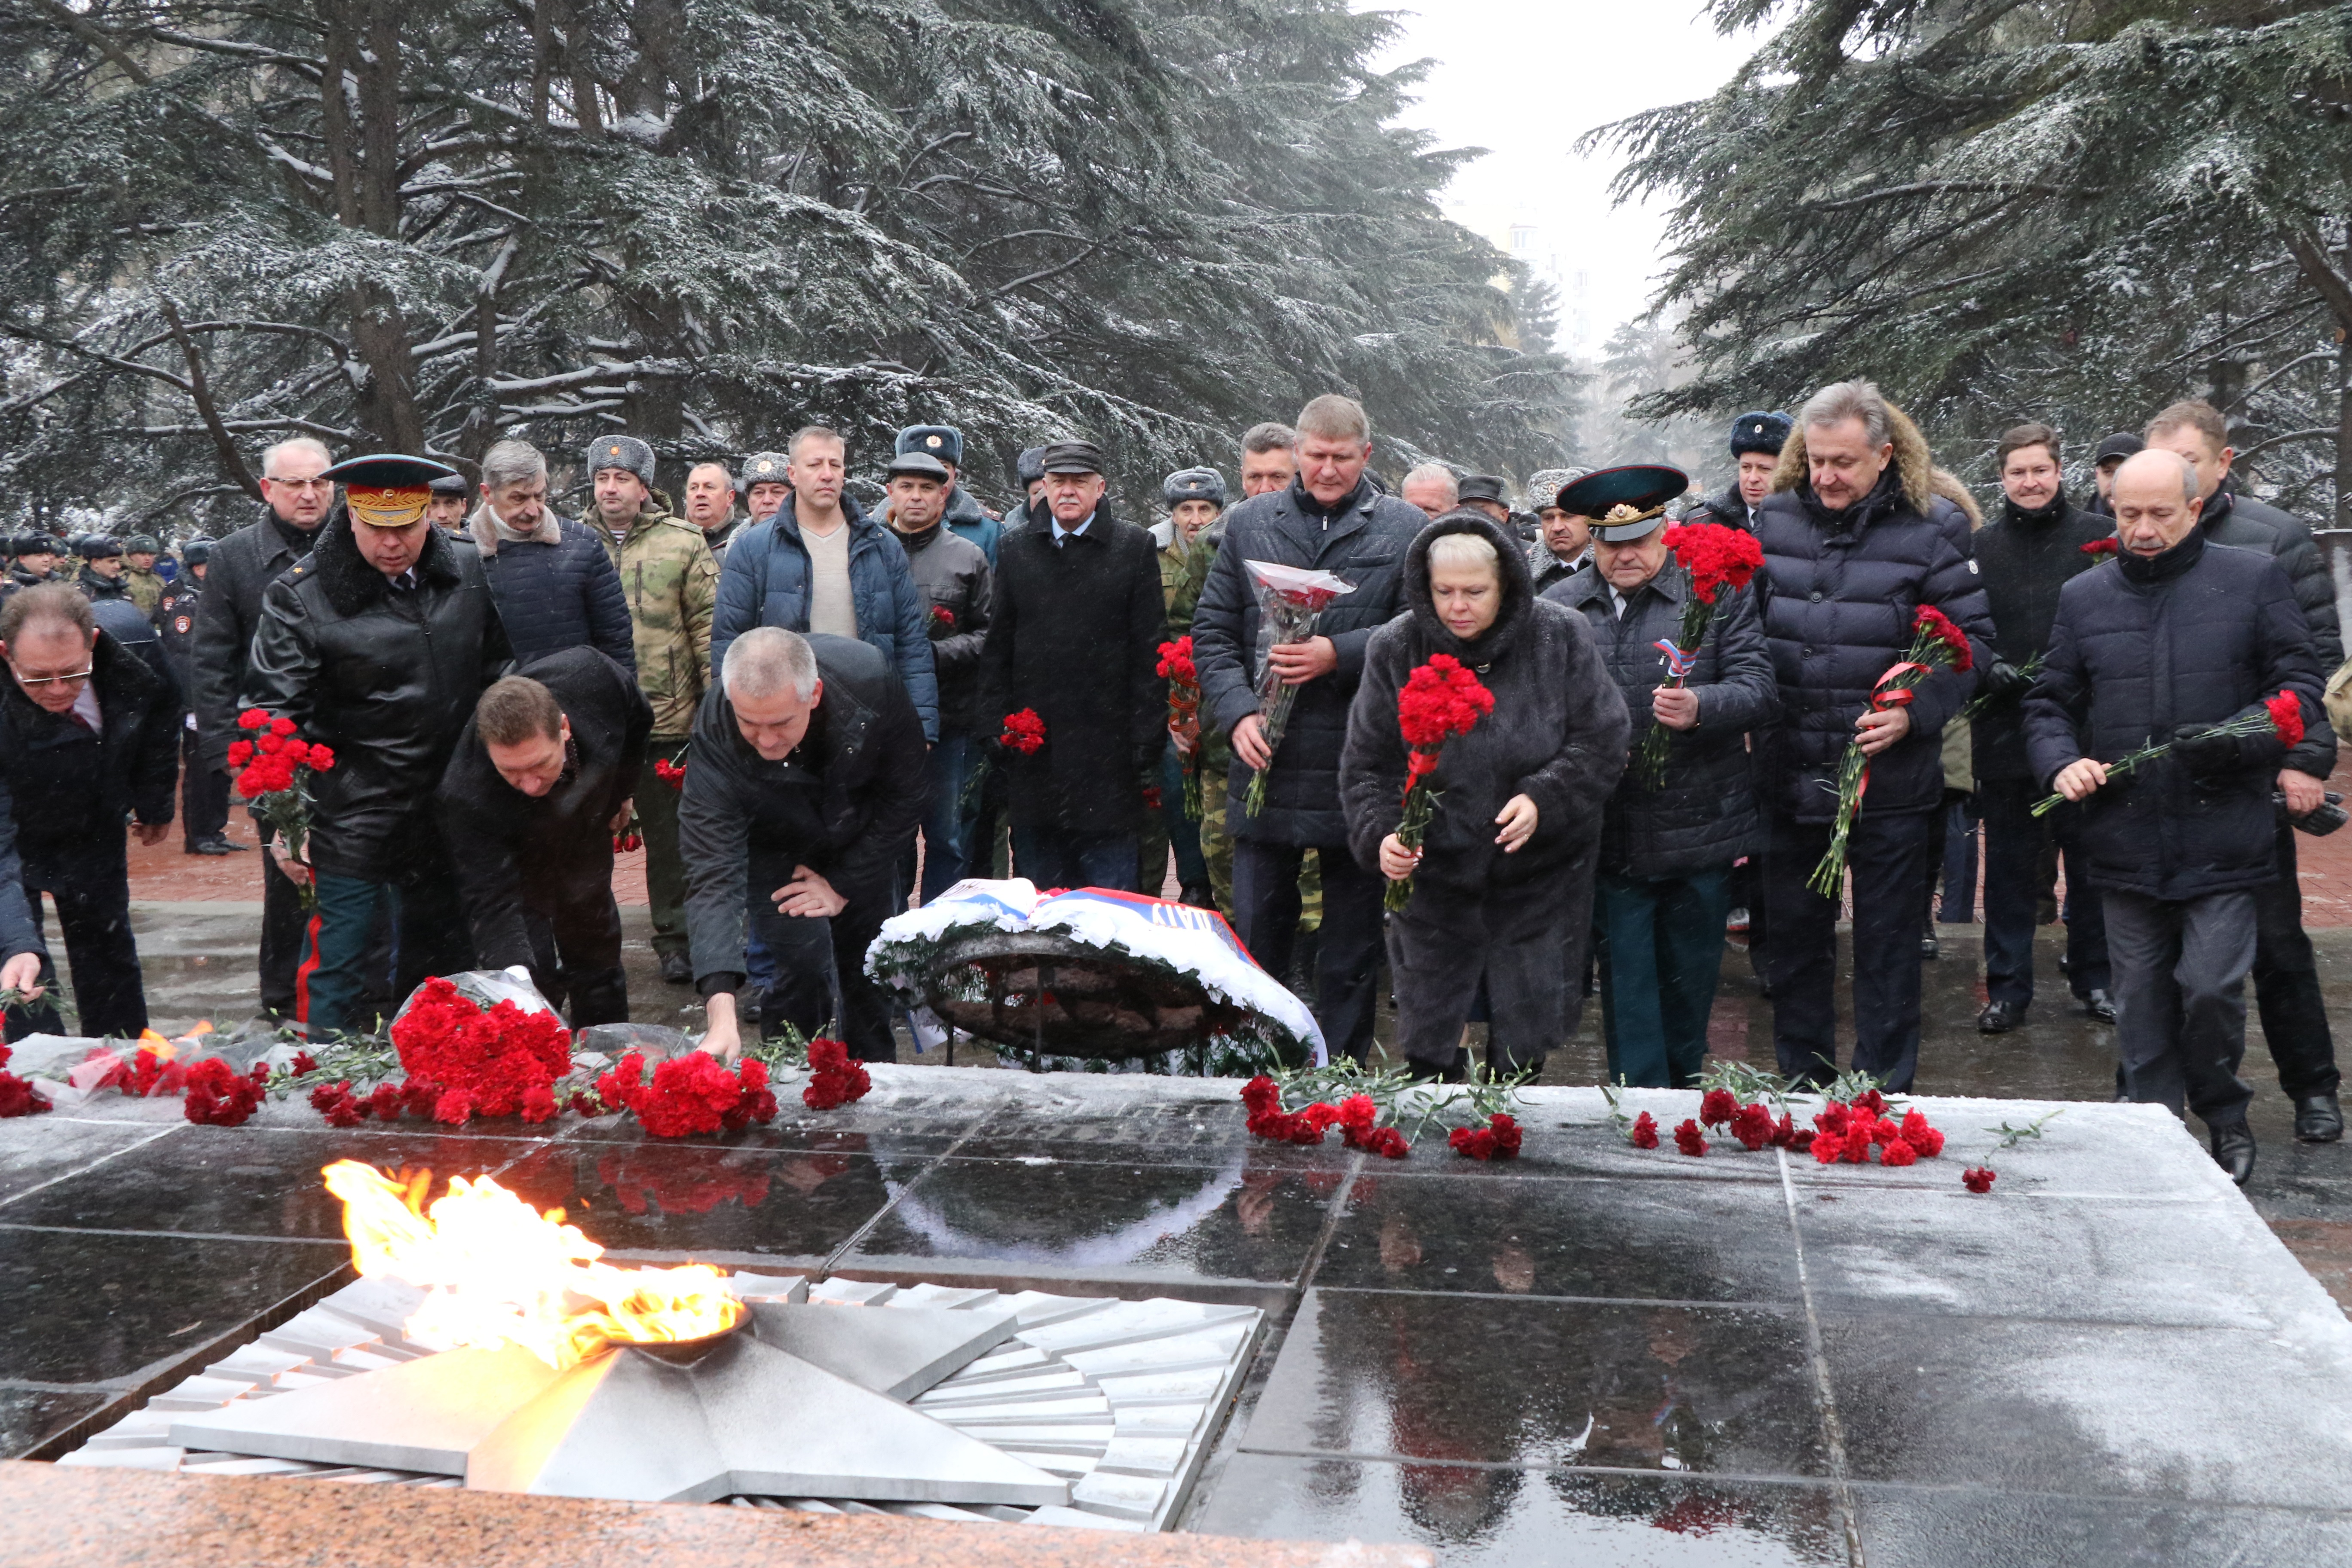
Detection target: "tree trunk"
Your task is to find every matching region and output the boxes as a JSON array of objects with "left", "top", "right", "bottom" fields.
[{"left": 319, "top": 0, "right": 424, "bottom": 452}]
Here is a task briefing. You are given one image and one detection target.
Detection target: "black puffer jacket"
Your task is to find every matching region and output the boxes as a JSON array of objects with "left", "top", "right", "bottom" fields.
[
  {"left": 1195, "top": 476, "right": 1425, "bottom": 845},
  {"left": 894, "top": 521, "right": 991, "bottom": 735},
  {"left": 1969, "top": 492, "right": 2113, "bottom": 782},
  {"left": 192, "top": 508, "right": 323, "bottom": 772},
  {"left": 1547, "top": 563, "right": 1776, "bottom": 878},
  {"left": 679, "top": 634, "right": 928, "bottom": 991},
  {"left": 241, "top": 516, "right": 514, "bottom": 881},
  {"left": 1752, "top": 469, "right": 1997, "bottom": 822},
  {"left": 0, "top": 776, "right": 41, "bottom": 963},
  {"left": 2202, "top": 486, "right": 2344, "bottom": 774},
  {"left": 2024, "top": 531, "right": 2331, "bottom": 901},
  {"left": 437, "top": 647, "right": 652, "bottom": 971},
  {"left": 1342, "top": 512, "right": 1630, "bottom": 895},
  {"left": 0, "top": 630, "right": 178, "bottom": 878},
  {"left": 471, "top": 511, "right": 636, "bottom": 674},
  {"left": 1682, "top": 484, "right": 1757, "bottom": 532}
]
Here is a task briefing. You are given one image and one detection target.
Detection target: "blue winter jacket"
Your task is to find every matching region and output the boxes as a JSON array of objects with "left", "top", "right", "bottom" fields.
[
  {"left": 710, "top": 494, "right": 940, "bottom": 740},
  {"left": 475, "top": 513, "right": 636, "bottom": 674}
]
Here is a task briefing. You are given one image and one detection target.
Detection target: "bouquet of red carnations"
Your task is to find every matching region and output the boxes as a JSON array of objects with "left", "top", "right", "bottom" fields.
[
  {"left": 1240, "top": 560, "right": 1355, "bottom": 817},
  {"left": 1808, "top": 606, "right": 1973, "bottom": 897},
  {"left": 1386, "top": 654, "right": 1495, "bottom": 913},
  {"left": 2030, "top": 690, "right": 2307, "bottom": 818},
  {"left": 387, "top": 973, "right": 575, "bottom": 1122},
  {"left": 228, "top": 707, "right": 335, "bottom": 910},
  {"left": 1634, "top": 523, "right": 1764, "bottom": 783},
  {"left": 1158, "top": 636, "right": 1203, "bottom": 819}
]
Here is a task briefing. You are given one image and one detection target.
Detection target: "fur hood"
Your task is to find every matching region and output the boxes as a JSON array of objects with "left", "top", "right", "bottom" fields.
[
  {"left": 467, "top": 499, "right": 563, "bottom": 555},
  {"left": 1770, "top": 395, "right": 1939, "bottom": 516},
  {"left": 1402, "top": 509, "right": 1537, "bottom": 667},
  {"left": 307, "top": 509, "right": 464, "bottom": 616}
]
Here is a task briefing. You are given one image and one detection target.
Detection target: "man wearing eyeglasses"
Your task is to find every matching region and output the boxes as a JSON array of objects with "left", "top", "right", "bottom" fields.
[
  {"left": 192, "top": 436, "right": 339, "bottom": 1024},
  {"left": 0, "top": 585, "right": 179, "bottom": 1043}
]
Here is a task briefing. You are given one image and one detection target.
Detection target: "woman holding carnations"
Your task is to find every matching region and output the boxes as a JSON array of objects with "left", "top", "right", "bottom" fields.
[
  {"left": 1340, "top": 512, "right": 1629, "bottom": 1081},
  {"left": 1546, "top": 468, "right": 1778, "bottom": 1088}
]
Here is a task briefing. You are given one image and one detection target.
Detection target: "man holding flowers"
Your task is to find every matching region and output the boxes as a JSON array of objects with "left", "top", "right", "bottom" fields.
[
  {"left": 1751, "top": 381, "right": 1995, "bottom": 1093},
  {"left": 2026, "top": 448, "right": 2331, "bottom": 1185}
]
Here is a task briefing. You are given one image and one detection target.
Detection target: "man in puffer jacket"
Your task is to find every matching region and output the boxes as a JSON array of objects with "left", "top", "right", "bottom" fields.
[
  {"left": 1752, "top": 381, "right": 1995, "bottom": 1092},
  {"left": 1547, "top": 468, "right": 1777, "bottom": 1088},
  {"left": 1342, "top": 510, "right": 1629, "bottom": 1078},
  {"left": 467, "top": 439, "right": 634, "bottom": 673},
  {"left": 2027, "top": 449, "right": 2331, "bottom": 1185}
]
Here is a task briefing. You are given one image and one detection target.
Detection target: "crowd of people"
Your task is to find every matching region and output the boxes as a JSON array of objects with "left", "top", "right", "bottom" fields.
[{"left": 0, "top": 381, "right": 2341, "bottom": 1185}]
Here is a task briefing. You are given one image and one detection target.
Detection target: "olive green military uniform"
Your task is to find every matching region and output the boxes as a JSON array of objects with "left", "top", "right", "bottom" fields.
[
  {"left": 125, "top": 566, "right": 166, "bottom": 620},
  {"left": 598, "top": 490, "right": 720, "bottom": 964}
]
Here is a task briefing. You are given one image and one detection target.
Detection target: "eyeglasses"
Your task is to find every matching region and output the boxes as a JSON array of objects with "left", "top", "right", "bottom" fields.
[
  {"left": 266, "top": 477, "right": 334, "bottom": 493},
  {"left": 10, "top": 665, "right": 91, "bottom": 688}
]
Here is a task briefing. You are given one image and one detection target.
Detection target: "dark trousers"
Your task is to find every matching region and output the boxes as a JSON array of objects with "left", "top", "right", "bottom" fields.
[
  {"left": 1158, "top": 741, "right": 1209, "bottom": 891},
  {"left": 301, "top": 864, "right": 470, "bottom": 1038},
  {"left": 1930, "top": 793, "right": 1978, "bottom": 924},
  {"left": 2103, "top": 888, "right": 2256, "bottom": 1128},
  {"left": 519, "top": 875, "right": 628, "bottom": 1029},
  {"left": 2252, "top": 824, "right": 2340, "bottom": 1099},
  {"left": 1013, "top": 827, "right": 1138, "bottom": 893},
  {"left": 898, "top": 730, "right": 977, "bottom": 905},
  {"left": 257, "top": 830, "right": 312, "bottom": 1019},
  {"left": 181, "top": 726, "right": 229, "bottom": 845},
  {"left": 1390, "top": 874, "right": 1588, "bottom": 1074},
  {"left": 635, "top": 742, "right": 690, "bottom": 960},
  {"left": 1596, "top": 867, "right": 1731, "bottom": 1089},
  {"left": 747, "top": 852, "right": 894, "bottom": 1061},
  {"left": 1761, "top": 809, "right": 1932, "bottom": 1091},
  {"left": 1980, "top": 778, "right": 2110, "bottom": 1008},
  {"left": 7, "top": 852, "right": 145, "bottom": 1041},
  {"left": 1232, "top": 838, "right": 1384, "bottom": 1064}
]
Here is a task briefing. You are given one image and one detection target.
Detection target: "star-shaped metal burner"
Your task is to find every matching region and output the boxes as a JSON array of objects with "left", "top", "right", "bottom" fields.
[{"left": 168, "top": 1293, "right": 1069, "bottom": 1508}]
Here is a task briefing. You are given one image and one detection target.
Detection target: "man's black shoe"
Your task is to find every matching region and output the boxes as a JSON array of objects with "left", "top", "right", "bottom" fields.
[
  {"left": 1403, "top": 1056, "right": 1466, "bottom": 1085},
  {"left": 2083, "top": 989, "right": 2117, "bottom": 1025},
  {"left": 2210, "top": 1122, "right": 2257, "bottom": 1186},
  {"left": 1976, "top": 1000, "right": 2021, "bottom": 1034},
  {"left": 1178, "top": 883, "right": 1215, "bottom": 910},
  {"left": 1921, "top": 933, "right": 1940, "bottom": 959},
  {"left": 214, "top": 835, "right": 251, "bottom": 851},
  {"left": 2294, "top": 1093, "right": 2344, "bottom": 1144},
  {"left": 658, "top": 951, "right": 693, "bottom": 985},
  {"left": 185, "top": 839, "right": 233, "bottom": 856}
]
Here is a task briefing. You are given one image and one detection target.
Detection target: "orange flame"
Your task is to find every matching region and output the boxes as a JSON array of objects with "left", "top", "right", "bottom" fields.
[
  {"left": 322, "top": 1160, "right": 742, "bottom": 1370},
  {"left": 135, "top": 1030, "right": 176, "bottom": 1062}
]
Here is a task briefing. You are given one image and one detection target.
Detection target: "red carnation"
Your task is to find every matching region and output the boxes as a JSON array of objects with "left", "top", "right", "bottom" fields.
[
  {"left": 306, "top": 745, "right": 334, "bottom": 772},
  {"left": 227, "top": 740, "right": 254, "bottom": 768},
  {"left": 998, "top": 709, "right": 1047, "bottom": 756},
  {"left": 1362, "top": 1126, "right": 1409, "bottom": 1159},
  {"left": 1911, "top": 606, "right": 1973, "bottom": 672},
  {"left": 1812, "top": 1131, "right": 1845, "bottom": 1165},
  {"left": 653, "top": 758, "right": 686, "bottom": 790},
  {"left": 1449, "top": 1125, "right": 1496, "bottom": 1160},
  {"left": 2266, "top": 691, "right": 2306, "bottom": 750},
  {"left": 236, "top": 708, "right": 269, "bottom": 731},
  {"left": 1730, "top": 1102, "right": 1776, "bottom": 1152},
  {"left": 1661, "top": 521, "right": 1765, "bottom": 605},
  {"left": 1156, "top": 636, "right": 1197, "bottom": 684},
  {"left": 1629, "top": 1111, "right": 1660, "bottom": 1149},
  {"left": 0, "top": 1070, "right": 52, "bottom": 1118},
  {"left": 1899, "top": 1109, "right": 1945, "bottom": 1158},
  {"left": 1880, "top": 1137, "right": 1919, "bottom": 1167},
  {"left": 1962, "top": 1167, "right": 1997, "bottom": 1194},
  {"left": 1489, "top": 1112, "right": 1522, "bottom": 1158},
  {"left": 802, "top": 1036, "right": 872, "bottom": 1111},
  {"left": 931, "top": 603, "right": 955, "bottom": 628},
  {"left": 1673, "top": 1118, "right": 1709, "bottom": 1157},
  {"left": 2080, "top": 537, "right": 2119, "bottom": 556},
  {"left": 1699, "top": 1087, "right": 1738, "bottom": 1128},
  {"left": 183, "top": 1057, "right": 262, "bottom": 1127}
]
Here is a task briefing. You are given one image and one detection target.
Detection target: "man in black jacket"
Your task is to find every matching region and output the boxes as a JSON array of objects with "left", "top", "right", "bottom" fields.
[
  {"left": 2028, "top": 449, "right": 2331, "bottom": 1184},
  {"left": 0, "top": 772, "right": 49, "bottom": 1040},
  {"left": 193, "top": 436, "right": 338, "bottom": 1020},
  {"left": 466, "top": 439, "right": 635, "bottom": 673},
  {"left": 886, "top": 450, "right": 992, "bottom": 903},
  {"left": 1970, "top": 423, "right": 2117, "bottom": 1033},
  {"left": 2145, "top": 400, "right": 2346, "bottom": 1142},
  {"left": 1549, "top": 468, "right": 1778, "bottom": 1088},
  {"left": 683, "top": 629, "right": 927, "bottom": 1062},
  {"left": 0, "top": 586, "right": 179, "bottom": 1040},
  {"left": 977, "top": 439, "right": 1164, "bottom": 892},
  {"left": 1683, "top": 411, "right": 1790, "bottom": 533},
  {"left": 1193, "top": 396, "right": 1423, "bottom": 1062},
  {"left": 438, "top": 651, "right": 650, "bottom": 1027},
  {"left": 1753, "top": 381, "right": 1997, "bottom": 1092},
  {"left": 243, "top": 455, "right": 513, "bottom": 1037},
  {"left": 157, "top": 539, "right": 240, "bottom": 855}
]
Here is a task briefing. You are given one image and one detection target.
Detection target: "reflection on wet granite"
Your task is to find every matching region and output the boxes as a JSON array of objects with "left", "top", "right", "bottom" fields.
[
  {"left": 0, "top": 1388, "right": 113, "bottom": 1461},
  {"left": 1185, "top": 1452, "right": 1847, "bottom": 1566},
  {"left": 0, "top": 1118, "right": 175, "bottom": 1205},
  {"left": 844, "top": 1155, "right": 1336, "bottom": 1281},
  {"left": 0, "top": 1126, "right": 549, "bottom": 1241},
  {"left": 1821, "top": 1313, "right": 2352, "bottom": 1511},
  {"left": 1238, "top": 1289, "right": 1827, "bottom": 1477},
  {"left": 0, "top": 1228, "right": 341, "bottom": 1386},
  {"left": 1318, "top": 1173, "right": 1803, "bottom": 1303},
  {"left": 1851, "top": 1482, "right": 2352, "bottom": 1568}
]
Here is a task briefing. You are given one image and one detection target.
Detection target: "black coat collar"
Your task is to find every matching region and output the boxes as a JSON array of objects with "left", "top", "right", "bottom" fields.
[{"left": 308, "top": 512, "right": 462, "bottom": 617}]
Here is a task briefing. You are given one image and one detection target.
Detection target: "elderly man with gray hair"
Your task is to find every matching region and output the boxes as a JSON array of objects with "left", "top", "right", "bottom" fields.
[
  {"left": 679, "top": 627, "right": 927, "bottom": 1063},
  {"left": 469, "top": 438, "right": 635, "bottom": 671}
]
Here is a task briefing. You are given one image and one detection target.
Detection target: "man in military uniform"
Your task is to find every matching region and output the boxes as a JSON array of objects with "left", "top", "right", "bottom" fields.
[
  {"left": 588, "top": 434, "right": 721, "bottom": 985},
  {"left": 157, "top": 540, "right": 240, "bottom": 855},
  {"left": 1149, "top": 466, "right": 1224, "bottom": 905},
  {"left": 2, "top": 533, "right": 60, "bottom": 598},
  {"left": 1684, "top": 411, "right": 1790, "bottom": 533},
  {"left": 77, "top": 536, "right": 130, "bottom": 601},
  {"left": 426, "top": 472, "right": 472, "bottom": 534},
  {"left": 895, "top": 425, "right": 1001, "bottom": 566},
  {"left": 121, "top": 536, "right": 167, "bottom": 618},
  {"left": 742, "top": 451, "right": 791, "bottom": 526}
]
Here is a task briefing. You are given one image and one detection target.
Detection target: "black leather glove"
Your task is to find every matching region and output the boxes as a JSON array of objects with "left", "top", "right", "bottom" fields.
[
  {"left": 1985, "top": 660, "right": 2033, "bottom": 700},
  {"left": 2171, "top": 721, "right": 2243, "bottom": 781}
]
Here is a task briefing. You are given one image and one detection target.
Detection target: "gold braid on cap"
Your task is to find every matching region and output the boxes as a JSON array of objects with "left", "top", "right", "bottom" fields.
[
  {"left": 1602, "top": 502, "right": 1666, "bottom": 524},
  {"left": 345, "top": 486, "right": 431, "bottom": 529}
]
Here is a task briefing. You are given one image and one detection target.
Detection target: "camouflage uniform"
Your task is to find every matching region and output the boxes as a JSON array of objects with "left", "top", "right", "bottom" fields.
[
  {"left": 124, "top": 566, "right": 166, "bottom": 620},
  {"left": 597, "top": 490, "right": 720, "bottom": 964}
]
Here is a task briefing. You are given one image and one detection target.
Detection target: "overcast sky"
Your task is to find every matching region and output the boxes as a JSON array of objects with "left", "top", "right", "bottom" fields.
[{"left": 1366, "top": 0, "right": 1765, "bottom": 356}]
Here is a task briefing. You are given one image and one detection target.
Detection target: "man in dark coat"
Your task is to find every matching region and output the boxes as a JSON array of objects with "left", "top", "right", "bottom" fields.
[
  {"left": 0, "top": 586, "right": 178, "bottom": 1041},
  {"left": 2027, "top": 448, "right": 2332, "bottom": 1185},
  {"left": 159, "top": 539, "right": 239, "bottom": 855},
  {"left": 242, "top": 455, "right": 513, "bottom": 1037},
  {"left": 710, "top": 424, "right": 938, "bottom": 741},
  {"left": 466, "top": 439, "right": 635, "bottom": 672},
  {"left": 895, "top": 424, "right": 1003, "bottom": 567},
  {"left": 1193, "top": 396, "right": 1423, "bottom": 1061},
  {"left": 1752, "top": 381, "right": 1997, "bottom": 1092},
  {"left": 193, "top": 436, "right": 338, "bottom": 1020},
  {"left": 1970, "top": 423, "right": 2118, "bottom": 1033},
  {"left": 2147, "top": 400, "right": 2346, "bottom": 1142},
  {"left": 1343, "top": 511, "right": 1630, "bottom": 1077},
  {"left": 2085, "top": 432, "right": 2143, "bottom": 518},
  {"left": 1549, "top": 469, "right": 1778, "bottom": 1088},
  {"left": 886, "top": 450, "right": 992, "bottom": 902},
  {"left": 683, "top": 629, "right": 927, "bottom": 1062},
  {"left": 1683, "top": 411, "right": 1791, "bottom": 533},
  {"left": 75, "top": 536, "right": 130, "bottom": 602},
  {"left": 0, "top": 773, "right": 49, "bottom": 1039},
  {"left": 977, "top": 439, "right": 1166, "bottom": 891},
  {"left": 438, "top": 651, "right": 650, "bottom": 1028}
]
